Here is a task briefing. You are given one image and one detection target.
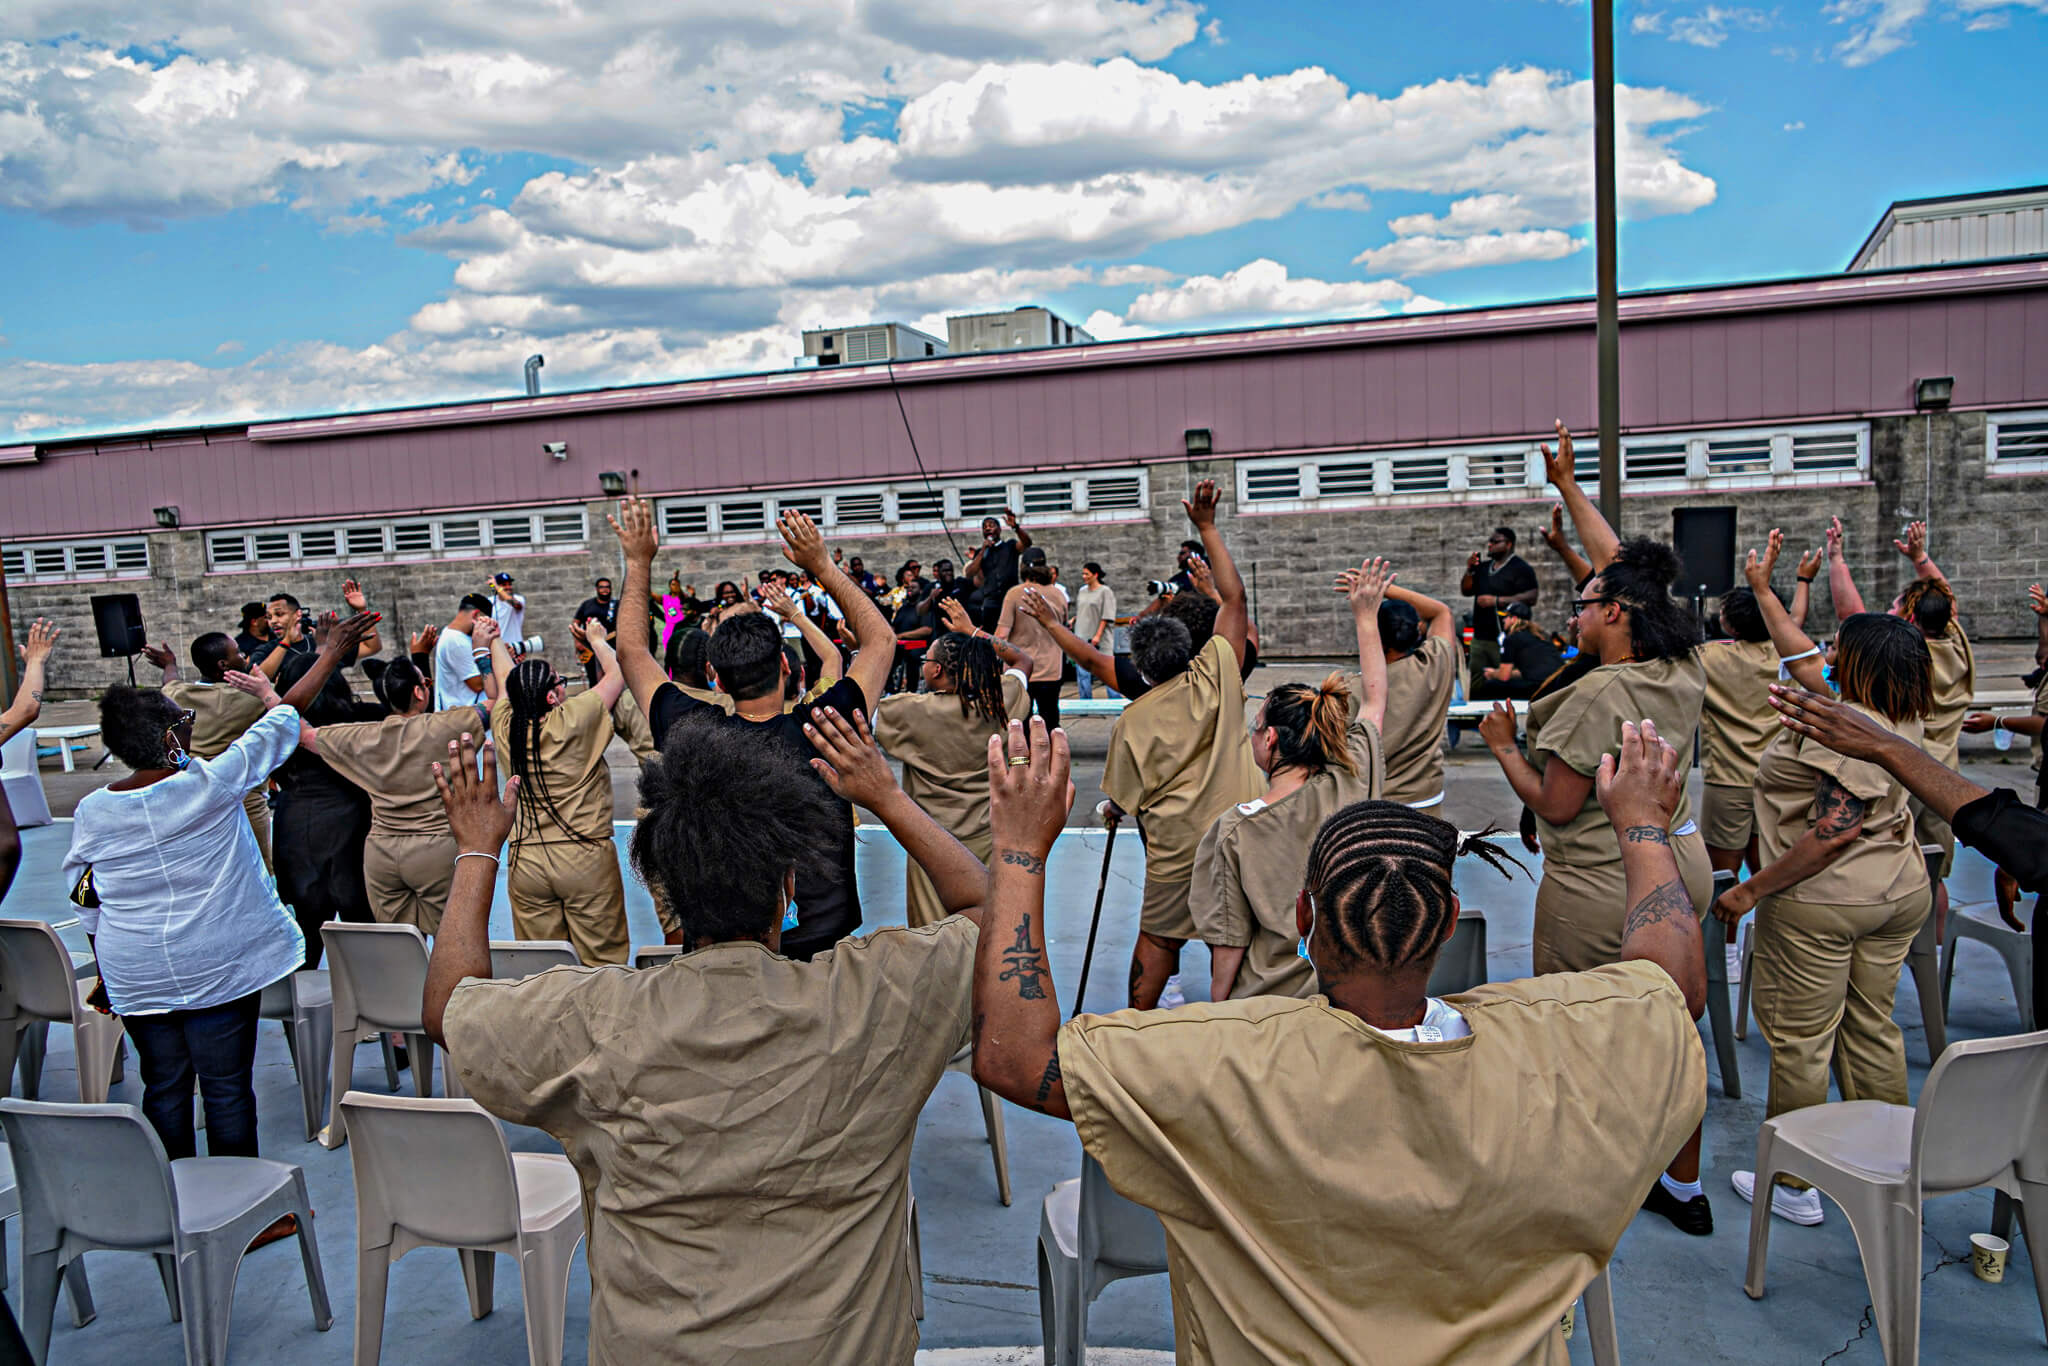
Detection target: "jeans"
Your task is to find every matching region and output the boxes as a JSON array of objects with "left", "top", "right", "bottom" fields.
[
  {"left": 124, "top": 990, "right": 265, "bottom": 1160},
  {"left": 1076, "top": 667, "right": 1095, "bottom": 699}
]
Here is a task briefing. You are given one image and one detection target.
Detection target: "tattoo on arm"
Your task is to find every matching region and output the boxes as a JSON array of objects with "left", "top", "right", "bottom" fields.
[
  {"left": 999, "top": 914, "right": 1048, "bottom": 999},
  {"left": 998, "top": 848, "right": 1046, "bottom": 875},
  {"left": 1622, "top": 879, "right": 1693, "bottom": 940},
  {"left": 1812, "top": 775, "right": 1868, "bottom": 840},
  {"left": 1622, "top": 825, "right": 1670, "bottom": 845},
  {"left": 1030, "top": 1050, "right": 1062, "bottom": 1111}
]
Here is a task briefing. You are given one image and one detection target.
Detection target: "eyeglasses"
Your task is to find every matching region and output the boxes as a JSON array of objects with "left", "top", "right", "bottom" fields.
[
  {"left": 1569, "top": 596, "right": 1613, "bottom": 615},
  {"left": 168, "top": 709, "right": 195, "bottom": 731}
]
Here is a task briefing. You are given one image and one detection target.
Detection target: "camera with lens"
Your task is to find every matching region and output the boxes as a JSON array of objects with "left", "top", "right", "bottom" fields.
[
  {"left": 513, "top": 635, "right": 545, "bottom": 656},
  {"left": 1146, "top": 580, "right": 1179, "bottom": 598}
]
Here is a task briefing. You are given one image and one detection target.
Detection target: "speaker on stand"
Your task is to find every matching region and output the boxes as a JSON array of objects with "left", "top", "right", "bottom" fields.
[{"left": 90, "top": 593, "right": 146, "bottom": 685}]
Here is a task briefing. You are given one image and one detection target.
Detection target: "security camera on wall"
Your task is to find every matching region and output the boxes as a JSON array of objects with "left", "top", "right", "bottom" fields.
[{"left": 544, "top": 441, "right": 569, "bottom": 460}]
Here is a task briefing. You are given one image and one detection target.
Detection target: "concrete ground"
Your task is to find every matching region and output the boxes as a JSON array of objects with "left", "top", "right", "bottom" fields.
[{"left": 3, "top": 662, "right": 2044, "bottom": 1364}]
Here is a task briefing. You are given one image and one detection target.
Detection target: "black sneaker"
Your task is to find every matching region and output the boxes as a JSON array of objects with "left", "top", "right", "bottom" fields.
[{"left": 1642, "top": 1181, "right": 1714, "bottom": 1236}]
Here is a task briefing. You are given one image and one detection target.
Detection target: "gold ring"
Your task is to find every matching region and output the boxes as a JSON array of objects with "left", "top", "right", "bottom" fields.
[{"left": 1008, "top": 757, "right": 1030, "bottom": 767}]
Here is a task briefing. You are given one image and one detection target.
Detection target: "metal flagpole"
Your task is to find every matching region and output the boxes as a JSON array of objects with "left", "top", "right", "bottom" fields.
[{"left": 1593, "top": 0, "right": 1623, "bottom": 527}]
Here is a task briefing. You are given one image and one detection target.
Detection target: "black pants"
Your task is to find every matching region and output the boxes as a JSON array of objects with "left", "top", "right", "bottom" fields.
[
  {"left": 1029, "top": 680, "right": 1063, "bottom": 732},
  {"left": 125, "top": 991, "right": 265, "bottom": 1160}
]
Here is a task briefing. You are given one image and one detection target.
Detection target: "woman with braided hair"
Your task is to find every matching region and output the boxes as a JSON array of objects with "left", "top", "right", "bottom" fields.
[
  {"left": 486, "top": 619, "right": 630, "bottom": 964},
  {"left": 971, "top": 713, "right": 1708, "bottom": 1362},
  {"left": 870, "top": 597, "right": 1034, "bottom": 926}
]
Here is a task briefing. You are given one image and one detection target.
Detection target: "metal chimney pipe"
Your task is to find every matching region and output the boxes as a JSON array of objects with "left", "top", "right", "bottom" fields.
[{"left": 523, "top": 354, "right": 545, "bottom": 396}]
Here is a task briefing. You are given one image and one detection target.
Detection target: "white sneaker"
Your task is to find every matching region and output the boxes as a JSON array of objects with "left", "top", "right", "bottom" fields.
[
  {"left": 1158, "top": 975, "right": 1187, "bottom": 1010},
  {"left": 1731, "top": 1170, "right": 1824, "bottom": 1225},
  {"left": 1725, "top": 945, "right": 1743, "bottom": 983}
]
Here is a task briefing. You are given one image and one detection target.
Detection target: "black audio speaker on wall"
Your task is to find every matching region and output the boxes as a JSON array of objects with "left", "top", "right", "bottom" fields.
[
  {"left": 90, "top": 593, "right": 146, "bottom": 658},
  {"left": 1672, "top": 508, "right": 1738, "bottom": 600}
]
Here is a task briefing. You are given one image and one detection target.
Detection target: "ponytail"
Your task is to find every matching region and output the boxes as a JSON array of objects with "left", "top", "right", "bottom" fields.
[
  {"left": 506, "top": 658, "right": 601, "bottom": 851},
  {"left": 374, "top": 658, "right": 424, "bottom": 713},
  {"left": 1262, "top": 674, "right": 1356, "bottom": 778}
]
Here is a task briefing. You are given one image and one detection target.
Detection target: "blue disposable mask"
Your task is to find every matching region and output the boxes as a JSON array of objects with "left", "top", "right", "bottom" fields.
[{"left": 782, "top": 901, "right": 800, "bottom": 932}]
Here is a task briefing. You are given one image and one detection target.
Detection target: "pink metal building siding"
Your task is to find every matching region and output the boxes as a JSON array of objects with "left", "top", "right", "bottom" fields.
[{"left": 5, "top": 262, "right": 2047, "bottom": 542}]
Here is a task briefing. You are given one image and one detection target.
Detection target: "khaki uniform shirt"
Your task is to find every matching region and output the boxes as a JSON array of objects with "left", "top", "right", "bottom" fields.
[
  {"left": 164, "top": 680, "right": 265, "bottom": 761},
  {"left": 997, "top": 583, "right": 1070, "bottom": 684},
  {"left": 490, "top": 689, "right": 616, "bottom": 843},
  {"left": 314, "top": 709, "right": 479, "bottom": 834},
  {"left": 872, "top": 671, "right": 1030, "bottom": 849},
  {"left": 1058, "top": 962, "right": 1705, "bottom": 1366},
  {"left": 1697, "top": 638, "right": 1779, "bottom": 788},
  {"left": 1191, "top": 717, "right": 1383, "bottom": 1000},
  {"left": 1376, "top": 636, "right": 1457, "bottom": 804},
  {"left": 1752, "top": 705, "right": 1927, "bottom": 906},
  {"left": 1923, "top": 622, "right": 1975, "bottom": 769},
  {"left": 1527, "top": 655, "right": 1705, "bottom": 868},
  {"left": 1104, "top": 636, "right": 1263, "bottom": 885},
  {"left": 610, "top": 692, "right": 661, "bottom": 763},
  {"left": 2032, "top": 670, "right": 2048, "bottom": 773},
  {"left": 442, "top": 918, "right": 979, "bottom": 1366}
]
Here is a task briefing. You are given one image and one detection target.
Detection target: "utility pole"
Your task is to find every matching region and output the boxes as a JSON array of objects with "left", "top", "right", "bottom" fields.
[
  {"left": 0, "top": 557, "right": 16, "bottom": 703},
  {"left": 1592, "top": 0, "right": 1623, "bottom": 526}
]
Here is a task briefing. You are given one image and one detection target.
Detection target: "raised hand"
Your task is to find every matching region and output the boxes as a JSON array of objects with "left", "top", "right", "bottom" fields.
[
  {"left": 2031, "top": 584, "right": 2048, "bottom": 617},
  {"left": 1595, "top": 718, "right": 1682, "bottom": 831},
  {"left": 1004, "top": 507, "right": 1022, "bottom": 531},
  {"left": 608, "top": 496, "right": 658, "bottom": 564},
  {"left": 778, "top": 508, "right": 828, "bottom": 573},
  {"left": 433, "top": 732, "right": 518, "bottom": 856},
  {"left": 410, "top": 623, "right": 441, "bottom": 656},
  {"left": 1541, "top": 503, "right": 1567, "bottom": 551},
  {"left": 988, "top": 717, "right": 1074, "bottom": 866},
  {"left": 1539, "top": 420, "right": 1577, "bottom": 488},
  {"left": 804, "top": 706, "right": 898, "bottom": 810},
  {"left": 1344, "top": 556, "right": 1395, "bottom": 618},
  {"left": 222, "top": 669, "right": 283, "bottom": 708},
  {"left": 470, "top": 617, "right": 500, "bottom": 652},
  {"left": 1182, "top": 478, "right": 1221, "bottom": 530},
  {"left": 1893, "top": 520, "right": 1928, "bottom": 563},
  {"left": 323, "top": 610, "right": 379, "bottom": 659},
  {"left": 1478, "top": 700, "right": 1518, "bottom": 754},
  {"left": 1186, "top": 554, "right": 1217, "bottom": 598},
  {"left": 1796, "top": 544, "right": 1825, "bottom": 582},
  {"left": 20, "top": 619, "right": 59, "bottom": 664},
  {"left": 939, "top": 596, "right": 976, "bottom": 634},
  {"left": 1742, "top": 548, "right": 1772, "bottom": 594},
  {"left": 141, "top": 641, "right": 175, "bottom": 671},
  {"left": 1017, "top": 588, "right": 1055, "bottom": 624},
  {"left": 760, "top": 582, "right": 799, "bottom": 621},
  {"left": 341, "top": 578, "right": 368, "bottom": 611},
  {"left": 1825, "top": 515, "right": 1845, "bottom": 564}
]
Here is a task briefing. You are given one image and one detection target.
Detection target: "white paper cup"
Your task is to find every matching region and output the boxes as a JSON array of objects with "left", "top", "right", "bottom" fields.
[{"left": 1972, "top": 1233, "right": 2009, "bottom": 1284}]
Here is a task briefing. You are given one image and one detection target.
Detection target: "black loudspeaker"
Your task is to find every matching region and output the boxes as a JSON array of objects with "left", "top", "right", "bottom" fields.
[
  {"left": 1671, "top": 508, "right": 1738, "bottom": 600},
  {"left": 90, "top": 593, "right": 146, "bottom": 658}
]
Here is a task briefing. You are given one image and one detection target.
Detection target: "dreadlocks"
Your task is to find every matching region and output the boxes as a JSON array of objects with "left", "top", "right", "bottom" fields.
[
  {"left": 928, "top": 631, "right": 1009, "bottom": 728},
  {"left": 505, "top": 658, "right": 602, "bottom": 852},
  {"left": 1305, "top": 801, "right": 1520, "bottom": 972}
]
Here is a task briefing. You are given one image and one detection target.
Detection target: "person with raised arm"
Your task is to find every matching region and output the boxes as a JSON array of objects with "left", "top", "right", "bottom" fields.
[
  {"left": 996, "top": 547, "right": 1069, "bottom": 728},
  {"left": 1962, "top": 583, "right": 2048, "bottom": 928},
  {"left": 0, "top": 619, "right": 58, "bottom": 747},
  {"left": 425, "top": 706, "right": 992, "bottom": 1364},
  {"left": 1101, "top": 479, "right": 1262, "bottom": 1009},
  {"left": 1349, "top": 580, "right": 1458, "bottom": 809},
  {"left": 609, "top": 495, "right": 896, "bottom": 959},
  {"left": 970, "top": 714, "right": 1704, "bottom": 1362},
  {"left": 1193, "top": 560, "right": 1391, "bottom": 1003},
  {"left": 144, "top": 631, "right": 277, "bottom": 867},
  {"left": 1712, "top": 536, "right": 1935, "bottom": 1227}
]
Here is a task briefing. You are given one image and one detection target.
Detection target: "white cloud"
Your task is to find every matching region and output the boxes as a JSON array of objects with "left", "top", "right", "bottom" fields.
[
  {"left": 1123, "top": 258, "right": 1416, "bottom": 325},
  {"left": 1632, "top": 12, "right": 1668, "bottom": 33},
  {"left": 1352, "top": 229, "right": 1586, "bottom": 277},
  {"left": 1783, "top": 120, "right": 1806, "bottom": 130},
  {"left": 1667, "top": 6, "right": 1773, "bottom": 46},
  {"left": 1309, "top": 190, "right": 1373, "bottom": 212},
  {"left": 213, "top": 340, "right": 243, "bottom": 356},
  {"left": 1825, "top": 0, "right": 1932, "bottom": 65},
  {"left": 1386, "top": 192, "right": 1545, "bottom": 237},
  {"left": 324, "top": 213, "right": 387, "bottom": 236}
]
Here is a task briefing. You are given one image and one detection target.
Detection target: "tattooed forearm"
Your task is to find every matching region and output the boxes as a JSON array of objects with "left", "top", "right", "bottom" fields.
[
  {"left": 999, "top": 914, "right": 1047, "bottom": 999},
  {"left": 1622, "top": 825, "right": 1670, "bottom": 845},
  {"left": 1030, "top": 1051, "right": 1062, "bottom": 1110},
  {"left": 998, "top": 848, "right": 1046, "bottom": 875},
  {"left": 1622, "top": 879, "right": 1693, "bottom": 940},
  {"left": 1813, "top": 775, "right": 1867, "bottom": 841}
]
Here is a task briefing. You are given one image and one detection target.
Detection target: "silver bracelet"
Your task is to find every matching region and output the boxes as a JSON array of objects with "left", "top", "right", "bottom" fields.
[{"left": 455, "top": 851, "right": 500, "bottom": 865}]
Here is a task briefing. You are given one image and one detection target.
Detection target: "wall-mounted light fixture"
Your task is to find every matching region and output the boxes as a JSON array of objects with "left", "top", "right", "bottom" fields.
[
  {"left": 1914, "top": 376, "right": 1954, "bottom": 410},
  {"left": 543, "top": 441, "right": 569, "bottom": 460},
  {"left": 598, "top": 471, "right": 628, "bottom": 496},
  {"left": 1184, "top": 428, "right": 1213, "bottom": 456},
  {"left": 153, "top": 506, "right": 181, "bottom": 529}
]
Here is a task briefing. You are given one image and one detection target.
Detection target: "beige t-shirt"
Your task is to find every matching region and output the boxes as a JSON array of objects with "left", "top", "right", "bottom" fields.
[
  {"left": 1526, "top": 655, "right": 1705, "bottom": 869},
  {"left": 164, "top": 680, "right": 265, "bottom": 761},
  {"left": 1923, "top": 622, "right": 1976, "bottom": 769},
  {"left": 442, "top": 918, "right": 978, "bottom": 1366},
  {"left": 1058, "top": 962, "right": 1705, "bottom": 1366},
  {"left": 1751, "top": 705, "right": 1927, "bottom": 906},
  {"left": 314, "top": 708, "right": 480, "bottom": 835},
  {"left": 1375, "top": 636, "right": 1457, "bottom": 804},
  {"left": 2032, "top": 669, "right": 2048, "bottom": 773},
  {"left": 1104, "top": 635, "right": 1263, "bottom": 885},
  {"left": 490, "top": 688, "right": 616, "bottom": 843},
  {"left": 997, "top": 583, "right": 1069, "bottom": 684},
  {"left": 872, "top": 671, "right": 1029, "bottom": 847},
  {"left": 1191, "top": 717, "right": 1383, "bottom": 1000},
  {"left": 1698, "top": 638, "right": 1780, "bottom": 788}
]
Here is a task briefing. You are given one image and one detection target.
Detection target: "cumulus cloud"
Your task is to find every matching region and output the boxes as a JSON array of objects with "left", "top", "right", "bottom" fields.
[
  {"left": 1123, "top": 258, "right": 1417, "bottom": 324},
  {"left": 1386, "top": 193, "right": 1545, "bottom": 237},
  {"left": 1353, "top": 229, "right": 1586, "bottom": 277}
]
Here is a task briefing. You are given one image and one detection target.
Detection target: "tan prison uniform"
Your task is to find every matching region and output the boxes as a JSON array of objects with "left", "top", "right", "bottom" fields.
[
  {"left": 491, "top": 689, "right": 628, "bottom": 965},
  {"left": 164, "top": 680, "right": 272, "bottom": 871},
  {"left": 1104, "top": 635, "right": 1262, "bottom": 940},
  {"left": 1913, "top": 621, "right": 1976, "bottom": 872},
  {"left": 1374, "top": 635, "right": 1457, "bottom": 807},
  {"left": 1191, "top": 716, "right": 1383, "bottom": 1000},
  {"left": 1525, "top": 656, "right": 1713, "bottom": 974},
  {"left": 997, "top": 582, "right": 1070, "bottom": 685},
  {"left": 314, "top": 707, "right": 480, "bottom": 936},
  {"left": 442, "top": 917, "right": 979, "bottom": 1366},
  {"left": 1749, "top": 709, "right": 1930, "bottom": 1132},
  {"left": 610, "top": 691, "right": 660, "bottom": 764},
  {"left": 2033, "top": 668, "right": 2048, "bottom": 777},
  {"left": 1058, "top": 961, "right": 1705, "bottom": 1366},
  {"left": 872, "top": 669, "right": 1029, "bottom": 927},
  {"left": 1697, "top": 637, "right": 1779, "bottom": 852}
]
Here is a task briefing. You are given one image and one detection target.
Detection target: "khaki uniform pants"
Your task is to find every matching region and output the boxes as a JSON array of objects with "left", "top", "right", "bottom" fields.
[
  {"left": 1533, "top": 829, "right": 1713, "bottom": 975},
  {"left": 509, "top": 838, "right": 629, "bottom": 966},
  {"left": 1752, "top": 886, "right": 1932, "bottom": 1188},
  {"left": 243, "top": 788, "right": 273, "bottom": 875},
  {"left": 364, "top": 832, "right": 458, "bottom": 937}
]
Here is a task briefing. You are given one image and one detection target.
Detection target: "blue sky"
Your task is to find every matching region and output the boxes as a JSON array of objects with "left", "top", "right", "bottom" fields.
[{"left": 2, "top": 0, "right": 2043, "bottom": 438}]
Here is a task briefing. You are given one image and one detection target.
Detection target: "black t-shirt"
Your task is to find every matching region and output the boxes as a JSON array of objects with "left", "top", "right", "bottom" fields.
[
  {"left": 235, "top": 630, "right": 269, "bottom": 657},
  {"left": 576, "top": 596, "right": 619, "bottom": 631},
  {"left": 1503, "top": 631, "right": 1565, "bottom": 688},
  {"left": 1468, "top": 555, "right": 1538, "bottom": 639},
  {"left": 1111, "top": 634, "right": 1258, "bottom": 701},
  {"left": 891, "top": 581, "right": 933, "bottom": 637},
  {"left": 977, "top": 540, "right": 1021, "bottom": 598},
  {"left": 250, "top": 635, "right": 319, "bottom": 670},
  {"left": 647, "top": 676, "right": 865, "bottom": 959}
]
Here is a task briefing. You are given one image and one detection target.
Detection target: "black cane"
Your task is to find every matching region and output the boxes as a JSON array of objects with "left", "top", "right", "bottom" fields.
[{"left": 1071, "top": 820, "right": 1120, "bottom": 1020}]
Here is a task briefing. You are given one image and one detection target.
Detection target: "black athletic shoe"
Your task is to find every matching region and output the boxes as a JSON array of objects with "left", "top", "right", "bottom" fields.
[{"left": 1642, "top": 1181, "right": 1714, "bottom": 1236}]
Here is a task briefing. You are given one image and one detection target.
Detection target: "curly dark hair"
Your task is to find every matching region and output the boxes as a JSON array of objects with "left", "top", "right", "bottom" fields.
[
  {"left": 1160, "top": 591, "right": 1218, "bottom": 652},
  {"left": 1130, "top": 616, "right": 1194, "bottom": 685},
  {"left": 1716, "top": 586, "right": 1776, "bottom": 644},
  {"left": 630, "top": 712, "right": 843, "bottom": 947},
  {"left": 1594, "top": 538, "right": 1703, "bottom": 663},
  {"left": 99, "top": 685, "right": 184, "bottom": 770}
]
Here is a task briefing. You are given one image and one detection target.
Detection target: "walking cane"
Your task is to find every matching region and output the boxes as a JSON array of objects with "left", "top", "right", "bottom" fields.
[{"left": 1071, "top": 818, "right": 1120, "bottom": 1020}]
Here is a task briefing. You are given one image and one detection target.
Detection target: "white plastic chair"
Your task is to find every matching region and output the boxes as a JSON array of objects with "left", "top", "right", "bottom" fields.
[
  {"left": 1743, "top": 1028, "right": 2048, "bottom": 1366},
  {"left": 0, "top": 1144, "right": 99, "bottom": 1324},
  {"left": 341, "top": 1092, "right": 584, "bottom": 1366},
  {"left": 491, "top": 941, "right": 581, "bottom": 980},
  {"left": 1940, "top": 904, "right": 2036, "bottom": 1032},
  {"left": 320, "top": 923, "right": 460, "bottom": 1149},
  {"left": 0, "top": 1097, "right": 331, "bottom": 1366},
  {"left": 944, "top": 1044, "right": 1012, "bottom": 1206},
  {"left": 0, "top": 919, "right": 124, "bottom": 1105},
  {"left": 1425, "top": 909, "right": 1488, "bottom": 997},
  {"left": 0, "top": 729, "right": 52, "bottom": 827},
  {"left": 258, "top": 971, "right": 336, "bottom": 1143},
  {"left": 633, "top": 945, "right": 683, "bottom": 968}
]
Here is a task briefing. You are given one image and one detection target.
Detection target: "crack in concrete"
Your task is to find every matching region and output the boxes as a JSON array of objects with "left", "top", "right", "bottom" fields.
[{"left": 929, "top": 1274, "right": 1036, "bottom": 1292}]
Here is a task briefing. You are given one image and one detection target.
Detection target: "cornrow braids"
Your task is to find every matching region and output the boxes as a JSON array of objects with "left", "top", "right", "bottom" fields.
[
  {"left": 506, "top": 658, "right": 602, "bottom": 854},
  {"left": 929, "top": 631, "right": 1009, "bottom": 727},
  {"left": 1304, "top": 801, "right": 1521, "bottom": 972},
  {"left": 1261, "top": 675, "right": 1356, "bottom": 778}
]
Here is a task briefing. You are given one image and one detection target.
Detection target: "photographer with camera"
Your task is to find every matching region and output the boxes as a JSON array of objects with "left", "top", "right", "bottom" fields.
[{"left": 490, "top": 572, "right": 528, "bottom": 645}]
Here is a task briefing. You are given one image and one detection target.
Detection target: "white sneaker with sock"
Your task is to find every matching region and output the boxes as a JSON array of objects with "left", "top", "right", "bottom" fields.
[
  {"left": 1732, "top": 1170, "right": 1824, "bottom": 1225},
  {"left": 1158, "top": 974, "right": 1187, "bottom": 1009}
]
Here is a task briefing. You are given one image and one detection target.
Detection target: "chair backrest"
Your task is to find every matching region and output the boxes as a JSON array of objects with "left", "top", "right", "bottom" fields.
[
  {"left": 1912, "top": 1029, "right": 2048, "bottom": 1195},
  {"left": 0, "top": 920, "right": 83, "bottom": 1023},
  {"left": 0, "top": 729, "right": 33, "bottom": 779},
  {"left": 321, "top": 922, "right": 430, "bottom": 1032},
  {"left": 1425, "top": 910, "right": 1488, "bottom": 997},
  {"left": 1078, "top": 1153, "right": 1167, "bottom": 1274},
  {"left": 490, "top": 941, "right": 581, "bottom": 979},
  {"left": 0, "top": 1100, "right": 179, "bottom": 1251},
  {"left": 634, "top": 946, "right": 683, "bottom": 969},
  {"left": 340, "top": 1092, "right": 525, "bottom": 1248}
]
